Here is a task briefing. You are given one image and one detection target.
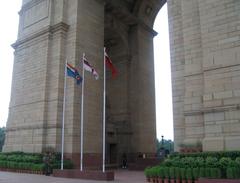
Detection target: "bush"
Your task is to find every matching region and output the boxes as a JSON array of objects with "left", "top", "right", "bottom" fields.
[
  {"left": 181, "top": 157, "right": 196, "bottom": 168},
  {"left": 180, "top": 168, "right": 186, "bottom": 180},
  {"left": 0, "top": 161, "right": 7, "bottom": 168},
  {"left": 199, "top": 167, "right": 205, "bottom": 178},
  {"left": 170, "top": 151, "right": 240, "bottom": 160},
  {"left": 0, "top": 151, "right": 73, "bottom": 171},
  {"left": 226, "top": 167, "right": 235, "bottom": 179},
  {"left": 31, "top": 164, "right": 44, "bottom": 171},
  {"left": 0, "top": 154, "right": 7, "bottom": 161},
  {"left": 157, "top": 167, "right": 165, "bottom": 178},
  {"left": 195, "top": 157, "right": 205, "bottom": 167},
  {"left": 175, "top": 167, "right": 181, "bottom": 179},
  {"left": 163, "top": 167, "right": 170, "bottom": 179},
  {"left": 205, "top": 167, "right": 211, "bottom": 178},
  {"left": 186, "top": 168, "right": 192, "bottom": 180},
  {"left": 219, "top": 157, "right": 232, "bottom": 169},
  {"left": 169, "top": 167, "right": 175, "bottom": 179},
  {"left": 205, "top": 157, "right": 218, "bottom": 168},
  {"left": 144, "top": 151, "right": 240, "bottom": 180},
  {"left": 163, "top": 159, "right": 172, "bottom": 167},
  {"left": 210, "top": 168, "right": 221, "bottom": 179},
  {"left": 192, "top": 168, "right": 199, "bottom": 180},
  {"left": 171, "top": 157, "right": 181, "bottom": 167},
  {"left": 144, "top": 167, "right": 151, "bottom": 178},
  {"left": 235, "top": 157, "right": 240, "bottom": 166}
]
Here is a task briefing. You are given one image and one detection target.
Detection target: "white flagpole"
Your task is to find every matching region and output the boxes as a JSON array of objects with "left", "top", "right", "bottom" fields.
[
  {"left": 80, "top": 53, "right": 85, "bottom": 171},
  {"left": 61, "top": 60, "right": 67, "bottom": 170},
  {"left": 102, "top": 48, "right": 106, "bottom": 172}
]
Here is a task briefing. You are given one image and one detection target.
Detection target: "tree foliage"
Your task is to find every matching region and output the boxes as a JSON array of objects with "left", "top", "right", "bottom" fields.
[
  {"left": 156, "top": 138, "right": 174, "bottom": 156},
  {"left": 0, "top": 127, "right": 5, "bottom": 152}
]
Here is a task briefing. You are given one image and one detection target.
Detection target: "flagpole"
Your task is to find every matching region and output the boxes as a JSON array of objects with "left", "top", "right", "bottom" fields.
[
  {"left": 80, "top": 53, "right": 85, "bottom": 171},
  {"left": 102, "top": 48, "right": 106, "bottom": 172},
  {"left": 61, "top": 59, "right": 67, "bottom": 170}
]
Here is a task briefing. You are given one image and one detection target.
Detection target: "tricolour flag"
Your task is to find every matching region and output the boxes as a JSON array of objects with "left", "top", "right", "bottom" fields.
[
  {"left": 104, "top": 50, "right": 117, "bottom": 78},
  {"left": 66, "top": 63, "right": 82, "bottom": 85},
  {"left": 83, "top": 57, "right": 99, "bottom": 80}
]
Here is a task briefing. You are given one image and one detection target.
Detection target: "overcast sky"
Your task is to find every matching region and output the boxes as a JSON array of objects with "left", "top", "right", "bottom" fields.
[
  {"left": 0, "top": 2, "right": 173, "bottom": 140},
  {"left": 154, "top": 4, "right": 173, "bottom": 140},
  {"left": 0, "top": 1, "right": 21, "bottom": 127}
]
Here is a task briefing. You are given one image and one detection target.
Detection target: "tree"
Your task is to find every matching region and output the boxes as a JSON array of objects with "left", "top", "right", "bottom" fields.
[
  {"left": 156, "top": 138, "right": 174, "bottom": 157},
  {"left": 0, "top": 127, "right": 5, "bottom": 151}
]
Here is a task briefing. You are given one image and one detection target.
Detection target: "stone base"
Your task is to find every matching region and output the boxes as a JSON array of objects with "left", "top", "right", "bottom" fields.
[
  {"left": 53, "top": 169, "right": 114, "bottom": 181},
  {"left": 64, "top": 153, "right": 102, "bottom": 169}
]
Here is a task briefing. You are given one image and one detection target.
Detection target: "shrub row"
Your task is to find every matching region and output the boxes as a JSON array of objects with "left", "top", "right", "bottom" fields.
[
  {"left": 162, "top": 156, "right": 240, "bottom": 169},
  {"left": 170, "top": 151, "right": 240, "bottom": 160},
  {"left": 0, "top": 152, "right": 73, "bottom": 171},
  {"left": 0, "top": 161, "right": 44, "bottom": 171},
  {"left": 145, "top": 151, "right": 240, "bottom": 180},
  {"left": 0, "top": 154, "right": 42, "bottom": 163},
  {"left": 145, "top": 166, "right": 240, "bottom": 180}
]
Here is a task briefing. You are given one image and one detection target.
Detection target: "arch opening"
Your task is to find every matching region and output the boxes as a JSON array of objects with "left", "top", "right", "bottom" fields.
[{"left": 153, "top": 3, "right": 173, "bottom": 141}]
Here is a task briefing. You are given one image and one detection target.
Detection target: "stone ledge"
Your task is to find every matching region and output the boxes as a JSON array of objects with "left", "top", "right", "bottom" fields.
[
  {"left": 53, "top": 169, "right": 114, "bottom": 181},
  {"left": 184, "top": 104, "right": 240, "bottom": 116},
  {"left": 12, "top": 22, "right": 69, "bottom": 49}
]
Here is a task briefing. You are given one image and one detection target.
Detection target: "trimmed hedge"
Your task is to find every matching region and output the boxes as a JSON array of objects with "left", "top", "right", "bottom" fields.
[
  {"left": 145, "top": 151, "right": 240, "bottom": 180},
  {"left": 170, "top": 151, "right": 240, "bottom": 160},
  {"left": 0, "top": 151, "right": 73, "bottom": 172}
]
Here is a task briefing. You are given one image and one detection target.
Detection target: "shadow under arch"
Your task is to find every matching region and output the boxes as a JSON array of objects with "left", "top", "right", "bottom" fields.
[
  {"left": 104, "top": 14, "right": 132, "bottom": 166},
  {"left": 132, "top": 0, "right": 167, "bottom": 28},
  {"left": 103, "top": 0, "right": 168, "bottom": 167}
]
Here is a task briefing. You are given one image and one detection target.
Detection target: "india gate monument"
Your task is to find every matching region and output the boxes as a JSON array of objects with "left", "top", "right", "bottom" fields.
[{"left": 3, "top": 0, "right": 240, "bottom": 168}]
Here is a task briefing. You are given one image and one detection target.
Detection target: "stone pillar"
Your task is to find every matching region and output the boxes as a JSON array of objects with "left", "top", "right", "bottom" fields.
[
  {"left": 4, "top": 0, "right": 59, "bottom": 153},
  {"left": 168, "top": 0, "right": 186, "bottom": 151},
  {"left": 4, "top": 0, "right": 105, "bottom": 168},
  {"left": 181, "top": 0, "right": 204, "bottom": 145},
  {"left": 168, "top": 0, "right": 240, "bottom": 151},
  {"left": 129, "top": 24, "right": 157, "bottom": 156},
  {"left": 66, "top": 0, "right": 104, "bottom": 168},
  {"left": 198, "top": 0, "right": 240, "bottom": 151}
]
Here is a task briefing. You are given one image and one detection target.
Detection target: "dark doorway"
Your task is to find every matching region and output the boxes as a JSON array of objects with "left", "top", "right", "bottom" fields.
[{"left": 109, "top": 143, "right": 117, "bottom": 164}]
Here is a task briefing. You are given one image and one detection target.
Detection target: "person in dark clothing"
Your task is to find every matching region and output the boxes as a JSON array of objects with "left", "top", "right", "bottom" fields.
[
  {"left": 122, "top": 153, "right": 127, "bottom": 169},
  {"left": 43, "top": 152, "right": 52, "bottom": 176}
]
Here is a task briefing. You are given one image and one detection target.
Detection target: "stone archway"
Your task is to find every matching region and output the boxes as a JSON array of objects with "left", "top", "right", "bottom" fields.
[{"left": 4, "top": 0, "right": 240, "bottom": 169}]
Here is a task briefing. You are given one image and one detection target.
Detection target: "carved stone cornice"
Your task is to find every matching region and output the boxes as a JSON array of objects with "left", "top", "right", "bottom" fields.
[
  {"left": 6, "top": 123, "right": 62, "bottom": 132},
  {"left": 50, "top": 22, "right": 69, "bottom": 34},
  {"left": 12, "top": 22, "right": 69, "bottom": 49},
  {"left": 202, "top": 104, "right": 240, "bottom": 114},
  {"left": 106, "top": 4, "right": 158, "bottom": 38},
  {"left": 138, "top": 20, "right": 158, "bottom": 37}
]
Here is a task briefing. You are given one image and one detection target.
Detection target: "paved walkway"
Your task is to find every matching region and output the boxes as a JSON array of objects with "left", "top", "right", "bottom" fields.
[{"left": 0, "top": 170, "right": 146, "bottom": 183}]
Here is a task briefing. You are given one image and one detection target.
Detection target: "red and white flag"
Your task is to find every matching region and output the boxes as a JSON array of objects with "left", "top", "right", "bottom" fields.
[
  {"left": 104, "top": 50, "right": 117, "bottom": 78},
  {"left": 83, "top": 57, "right": 99, "bottom": 80}
]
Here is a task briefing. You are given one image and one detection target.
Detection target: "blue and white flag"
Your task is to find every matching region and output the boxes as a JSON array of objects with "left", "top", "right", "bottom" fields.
[{"left": 66, "top": 63, "right": 82, "bottom": 85}]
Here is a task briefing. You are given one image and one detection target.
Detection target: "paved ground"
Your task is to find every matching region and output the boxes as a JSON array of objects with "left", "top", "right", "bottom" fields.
[{"left": 0, "top": 170, "right": 146, "bottom": 183}]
